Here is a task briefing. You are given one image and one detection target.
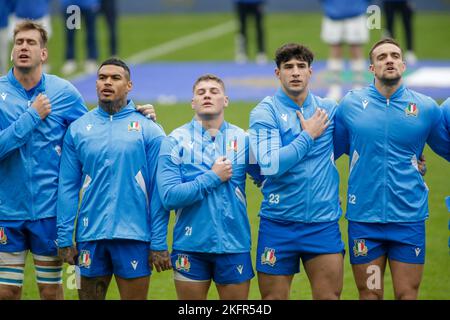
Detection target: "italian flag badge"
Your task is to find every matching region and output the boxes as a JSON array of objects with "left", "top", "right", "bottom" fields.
[{"left": 128, "top": 121, "right": 141, "bottom": 131}]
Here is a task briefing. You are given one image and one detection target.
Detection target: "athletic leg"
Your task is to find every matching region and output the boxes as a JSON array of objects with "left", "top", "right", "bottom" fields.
[
  {"left": 258, "top": 273, "right": 294, "bottom": 300},
  {"left": 351, "top": 255, "right": 387, "bottom": 300},
  {"left": 303, "top": 253, "right": 343, "bottom": 300},
  {"left": 383, "top": 1, "right": 395, "bottom": 38},
  {"left": 235, "top": 2, "right": 248, "bottom": 62},
  {"left": 33, "top": 254, "right": 64, "bottom": 300},
  {"left": 253, "top": 3, "right": 266, "bottom": 56},
  {"left": 110, "top": 240, "right": 152, "bottom": 300},
  {"left": 400, "top": 1, "right": 414, "bottom": 52},
  {"left": 389, "top": 260, "right": 423, "bottom": 300},
  {"left": 77, "top": 240, "right": 112, "bottom": 300},
  {"left": 256, "top": 217, "right": 299, "bottom": 300},
  {"left": 115, "top": 275, "right": 150, "bottom": 300},
  {"left": 174, "top": 272, "right": 211, "bottom": 300},
  {"left": 78, "top": 275, "right": 112, "bottom": 300},
  {"left": 348, "top": 221, "right": 388, "bottom": 300},
  {"left": 0, "top": 251, "right": 26, "bottom": 300},
  {"left": 216, "top": 280, "right": 250, "bottom": 300},
  {"left": 386, "top": 221, "right": 425, "bottom": 300},
  {"left": 29, "top": 218, "right": 63, "bottom": 300}
]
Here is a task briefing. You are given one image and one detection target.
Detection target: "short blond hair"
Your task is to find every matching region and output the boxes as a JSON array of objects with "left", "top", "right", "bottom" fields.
[
  {"left": 193, "top": 74, "right": 225, "bottom": 92},
  {"left": 13, "top": 20, "right": 48, "bottom": 48}
]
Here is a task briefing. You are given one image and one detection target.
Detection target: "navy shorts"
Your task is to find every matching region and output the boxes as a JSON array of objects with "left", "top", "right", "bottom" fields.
[
  {"left": 348, "top": 220, "right": 426, "bottom": 264},
  {"left": 0, "top": 217, "right": 57, "bottom": 256},
  {"left": 171, "top": 250, "right": 254, "bottom": 285},
  {"left": 256, "top": 217, "right": 345, "bottom": 275},
  {"left": 77, "top": 239, "right": 151, "bottom": 279}
]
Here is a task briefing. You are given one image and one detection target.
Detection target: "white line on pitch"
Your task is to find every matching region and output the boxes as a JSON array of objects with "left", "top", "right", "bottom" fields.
[
  {"left": 126, "top": 20, "right": 236, "bottom": 64},
  {"left": 68, "top": 20, "right": 236, "bottom": 81}
]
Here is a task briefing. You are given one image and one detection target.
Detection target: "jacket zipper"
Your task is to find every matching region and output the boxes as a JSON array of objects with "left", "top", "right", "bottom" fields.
[
  {"left": 383, "top": 99, "right": 389, "bottom": 222},
  {"left": 28, "top": 99, "right": 34, "bottom": 219},
  {"left": 300, "top": 106, "right": 310, "bottom": 222},
  {"left": 109, "top": 114, "right": 113, "bottom": 235}
]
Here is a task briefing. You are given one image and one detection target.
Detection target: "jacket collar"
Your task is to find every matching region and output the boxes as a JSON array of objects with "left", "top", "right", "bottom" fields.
[
  {"left": 96, "top": 99, "right": 137, "bottom": 119},
  {"left": 189, "top": 117, "right": 229, "bottom": 142},
  {"left": 368, "top": 82, "right": 406, "bottom": 102},
  {"left": 7, "top": 68, "right": 46, "bottom": 94},
  {"left": 275, "top": 87, "right": 313, "bottom": 110},
  {"left": 189, "top": 118, "right": 228, "bottom": 133}
]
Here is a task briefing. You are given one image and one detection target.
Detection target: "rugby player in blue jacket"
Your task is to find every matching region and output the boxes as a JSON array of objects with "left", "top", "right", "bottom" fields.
[
  {"left": 441, "top": 98, "right": 450, "bottom": 151},
  {"left": 334, "top": 38, "right": 450, "bottom": 300},
  {"left": 153, "top": 74, "right": 262, "bottom": 300},
  {"left": 0, "top": 21, "right": 87, "bottom": 300},
  {"left": 57, "top": 58, "right": 166, "bottom": 300},
  {"left": 249, "top": 43, "right": 344, "bottom": 300}
]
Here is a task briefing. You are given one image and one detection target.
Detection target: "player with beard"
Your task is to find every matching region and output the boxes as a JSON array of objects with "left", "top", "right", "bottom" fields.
[
  {"left": 334, "top": 38, "right": 450, "bottom": 300},
  {"left": 57, "top": 58, "right": 166, "bottom": 300}
]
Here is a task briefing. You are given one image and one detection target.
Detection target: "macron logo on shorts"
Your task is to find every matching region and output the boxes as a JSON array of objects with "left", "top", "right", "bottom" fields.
[
  {"left": 236, "top": 265, "right": 243, "bottom": 274},
  {"left": 415, "top": 248, "right": 421, "bottom": 257},
  {"left": 131, "top": 260, "right": 138, "bottom": 270}
]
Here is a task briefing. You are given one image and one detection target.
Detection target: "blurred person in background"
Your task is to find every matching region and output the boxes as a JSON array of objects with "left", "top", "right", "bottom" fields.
[
  {"left": 234, "top": 0, "right": 267, "bottom": 65},
  {"left": 441, "top": 98, "right": 450, "bottom": 155},
  {"left": 100, "top": 0, "right": 118, "bottom": 57},
  {"left": 320, "top": 0, "right": 370, "bottom": 101},
  {"left": 60, "top": 0, "right": 100, "bottom": 75},
  {"left": 9, "top": 0, "right": 52, "bottom": 38},
  {"left": 0, "top": 0, "right": 14, "bottom": 75},
  {"left": 382, "top": 0, "right": 417, "bottom": 65},
  {"left": 8, "top": 0, "right": 52, "bottom": 72}
]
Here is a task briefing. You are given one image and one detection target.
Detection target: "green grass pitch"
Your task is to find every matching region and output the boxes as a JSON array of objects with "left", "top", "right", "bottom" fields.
[{"left": 18, "top": 12, "right": 450, "bottom": 299}]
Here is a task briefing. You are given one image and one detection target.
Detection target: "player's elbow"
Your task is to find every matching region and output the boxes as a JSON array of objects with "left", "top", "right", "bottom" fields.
[{"left": 160, "top": 189, "right": 181, "bottom": 211}]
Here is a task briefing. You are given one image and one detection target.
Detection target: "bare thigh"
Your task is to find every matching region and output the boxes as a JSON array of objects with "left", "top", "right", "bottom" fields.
[
  {"left": 389, "top": 260, "right": 423, "bottom": 300},
  {"left": 351, "top": 255, "right": 387, "bottom": 300},
  {"left": 175, "top": 279, "right": 211, "bottom": 300},
  {"left": 216, "top": 280, "right": 250, "bottom": 300},
  {"left": 257, "top": 272, "right": 294, "bottom": 300},
  {"left": 303, "top": 253, "right": 343, "bottom": 300}
]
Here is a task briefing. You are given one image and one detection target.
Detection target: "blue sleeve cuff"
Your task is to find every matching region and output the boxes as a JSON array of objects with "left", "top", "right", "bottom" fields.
[
  {"left": 201, "top": 170, "right": 223, "bottom": 188},
  {"left": 26, "top": 107, "right": 41, "bottom": 123},
  {"left": 150, "top": 243, "right": 168, "bottom": 251},
  {"left": 57, "top": 239, "right": 73, "bottom": 248}
]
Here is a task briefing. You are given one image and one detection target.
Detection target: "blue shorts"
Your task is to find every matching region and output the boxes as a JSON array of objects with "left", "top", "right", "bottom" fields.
[
  {"left": 348, "top": 221, "right": 426, "bottom": 265},
  {"left": 0, "top": 218, "right": 57, "bottom": 256},
  {"left": 256, "top": 217, "right": 345, "bottom": 275},
  {"left": 77, "top": 239, "right": 151, "bottom": 279},
  {"left": 171, "top": 250, "right": 254, "bottom": 285}
]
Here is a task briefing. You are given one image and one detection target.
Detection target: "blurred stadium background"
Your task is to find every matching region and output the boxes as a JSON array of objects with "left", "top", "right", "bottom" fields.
[{"left": 8, "top": 0, "right": 449, "bottom": 299}]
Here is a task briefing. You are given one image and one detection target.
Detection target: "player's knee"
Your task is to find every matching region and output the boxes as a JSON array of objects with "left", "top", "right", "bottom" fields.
[
  {"left": 395, "top": 287, "right": 419, "bottom": 300},
  {"left": 312, "top": 287, "right": 341, "bottom": 300},
  {"left": 260, "top": 290, "right": 289, "bottom": 300},
  {"left": 0, "top": 264, "right": 25, "bottom": 300},
  {"left": 33, "top": 255, "right": 64, "bottom": 300},
  {"left": 358, "top": 288, "right": 383, "bottom": 300},
  {"left": 395, "top": 292, "right": 418, "bottom": 300},
  {"left": 38, "top": 284, "right": 63, "bottom": 300},
  {"left": 0, "top": 285, "right": 22, "bottom": 300}
]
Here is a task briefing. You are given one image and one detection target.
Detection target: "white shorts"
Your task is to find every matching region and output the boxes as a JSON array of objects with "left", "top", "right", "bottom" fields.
[
  {"left": 321, "top": 14, "right": 369, "bottom": 45},
  {"left": 9, "top": 14, "right": 52, "bottom": 40}
]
